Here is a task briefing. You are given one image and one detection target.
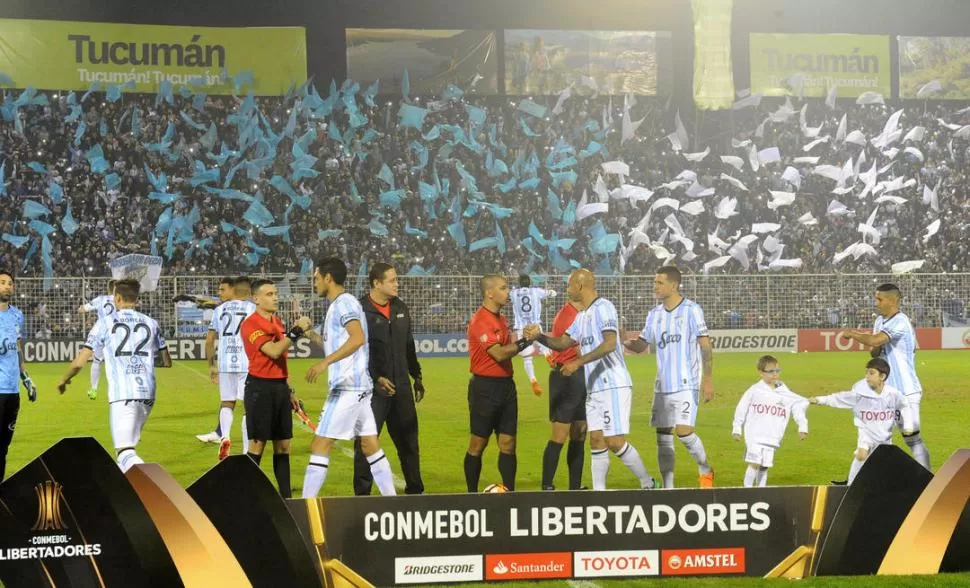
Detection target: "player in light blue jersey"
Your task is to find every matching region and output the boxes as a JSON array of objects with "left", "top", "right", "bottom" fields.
[
  {"left": 0, "top": 269, "right": 38, "bottom": 481},
  {"left": 843, "top": 283, "right": 931, "bottom": 470},
  {"left": 77, "top": 280, "right": 117, "bottom": 400},
  {"left": 59, "top": 279, "right": 172, "bottom": 473},
  {"left": 510, "top": 275, "right": 557, "bottom": 395},
  {"left": 301, "top": 258, "right": 396, "bottom": 498},
  {"left": 624, "top": 266, "right": 716, "bottom": 488},
  {"left": 529, "top": 269, "right": 658, "bottom": 491},
  {"left": 206, "top": 277, "right": 257, "bottom": 461}
]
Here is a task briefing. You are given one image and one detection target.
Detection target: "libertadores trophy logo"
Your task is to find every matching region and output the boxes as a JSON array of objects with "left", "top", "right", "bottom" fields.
[{"left": 31, "top": 480, "right": 68, "bottom": 532}]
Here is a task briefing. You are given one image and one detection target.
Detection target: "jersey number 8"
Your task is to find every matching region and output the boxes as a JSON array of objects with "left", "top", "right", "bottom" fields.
[{"left": 520, "top": 295, "right": 532, "bottom": 313}]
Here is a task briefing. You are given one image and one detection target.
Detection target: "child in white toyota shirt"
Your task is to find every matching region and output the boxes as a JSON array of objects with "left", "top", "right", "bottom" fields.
[
  {"left": 733, "top": 355, "right": 809, "bottom": 487},
  {"left": 810, "top": 357, "right": 913, "bottom": 485}
]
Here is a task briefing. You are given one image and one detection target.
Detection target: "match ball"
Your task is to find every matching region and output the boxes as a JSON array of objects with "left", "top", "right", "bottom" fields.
[{"left": 483, "top": 483, "right": 509, "bottom": 493}]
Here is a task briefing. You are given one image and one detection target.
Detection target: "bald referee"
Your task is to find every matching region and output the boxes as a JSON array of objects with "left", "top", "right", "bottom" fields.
[
  {"left": 240, "top": 278, "right": 312, "bottom": 498},
  {"left": 464, "top": 275, "right": 537, "bottom": 492}
]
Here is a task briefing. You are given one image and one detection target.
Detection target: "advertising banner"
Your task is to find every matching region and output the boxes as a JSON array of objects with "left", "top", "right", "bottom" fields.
[
  {"left": 0, "top": 18, "right": 306, "bottom": 94},
  {"left": 749, "top": 33, "right": 890, "bottom": 97},
  {"left": 291, "top": 486, "right": 846, "bottom": 585},
  {"left": 504, "top": 30, "right": 671, "bottom": 95},
  {"left": 346, "top": 28, "right": 498, "bottom": 95},
  {"left": 942, "top": 327, "right": 970, "bottom": 349},
  {"left": 797, "top": 328, "right": 942, "bottom": 352},
  {"left": 899, "top": 36, "right": 970, "bottom": 99},
  {"left": 706, "top": 329, "right": 797, "bottom": 353}
]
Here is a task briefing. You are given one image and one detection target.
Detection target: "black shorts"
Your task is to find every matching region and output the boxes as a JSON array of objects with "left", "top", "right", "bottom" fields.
[
  {"left": 0, "top": 393, "right": 20, "bottom": 445},
  {"left": 468, "top": 375, "right": 517, "bottom": 438},
  {"left": 549, "top": 367, "right": 586, "bottom": 424},
  {"left": 244, "top": 376, "right": 293, "bottom": 442}
]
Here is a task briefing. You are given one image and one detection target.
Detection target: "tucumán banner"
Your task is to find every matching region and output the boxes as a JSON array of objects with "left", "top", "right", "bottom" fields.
[
  {"left": 749, "top": 33, "right": 891, "bottom": 98},
  {"left": 0, "top": 18, "right": 306, "bottom": 94}
]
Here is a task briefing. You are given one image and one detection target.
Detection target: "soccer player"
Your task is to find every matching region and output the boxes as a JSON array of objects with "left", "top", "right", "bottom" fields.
[
  {"left": 465, "top": 274, "right": 530, "bottom": 492},
  {"left": 207, "top": 277, "right": 256, "bottom": 461},
  {"left": 623, "top": 265, "right": 716, "bottom": 488},
  {"left": 810, "top": 358, "right": 913, "bottom": 485},
  {"left": 240, "top": 279, "right": 312, "bottom": 498},
  {"left": 77, "top": 279, "right": 117, "bottom": 400},
  {"left": 301, "top": 258, "right": 397, "bottom": 498},
  {"left": 353, "top": 262, "right": 426, "bottom": 495},
  {"left": 58, "top": 279, "right": 172, "bottom": 473},
  {"left": 529, "top": 269, "right": 658, "bottom": 491},
  {"left": 842, "top": 283, "right": 930, "bottom": 470},
  {"left": 540, "top": 298, "right": 587, "bottom": 491},
  {"left": 196, "top": 276, "right": 237, "bottom": 444},
  {"left": 732, "top": 355, "right": 808, "bottom": 487},
  {"left": 0, "top": 269, "right": 38, "bottom": 481},
  {"left": 510, "top": 275, "right": 556, "bottom": 395}
]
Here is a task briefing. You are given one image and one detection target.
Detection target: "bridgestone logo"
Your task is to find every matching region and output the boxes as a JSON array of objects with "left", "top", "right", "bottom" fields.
[{"left": 403, "top": 564, "right": 476, "bottom": 575}]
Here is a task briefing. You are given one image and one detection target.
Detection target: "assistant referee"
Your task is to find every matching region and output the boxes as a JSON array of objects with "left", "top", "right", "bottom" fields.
[
  {"left": 464, "top": 274, "right": 536, "bottom": 492},
  {"left": 240, "top": 278, "right": 311, "bottom": 498}
]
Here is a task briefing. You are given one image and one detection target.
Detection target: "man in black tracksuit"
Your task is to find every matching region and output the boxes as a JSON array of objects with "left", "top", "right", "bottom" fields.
[{"left": 353, "top": 262, "right": 426, "bottom": 495}]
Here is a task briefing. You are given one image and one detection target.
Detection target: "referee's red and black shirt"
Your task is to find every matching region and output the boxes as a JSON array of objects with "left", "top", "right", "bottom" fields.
[
  {"left": 467, "top": 306, "right": 513, "bottom": 378},
  {"left": 241, "top": 311, "right": 288, "bottom": 379},
  {"left": 549, "top": 302, "right": 580, "bottom": 366}
]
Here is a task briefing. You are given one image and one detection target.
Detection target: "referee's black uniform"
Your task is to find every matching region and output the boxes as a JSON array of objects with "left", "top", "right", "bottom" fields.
[{"left": 353, "top": 295, "right": 425, "bottom": 495}]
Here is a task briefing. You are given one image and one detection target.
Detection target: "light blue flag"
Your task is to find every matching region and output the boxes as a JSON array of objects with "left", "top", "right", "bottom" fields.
[
  {"left": 27, "top": 161, "right": 47, "bottom": 174},
  {"left": 517, "top": 98, "right": 548, "bottom": 119},
  {"left": 401, "top": 69, "right": 410, "bottom": 99},
  {"left": 562, "top": 201, "right": 577, "bottom": 227},
  {"left": 497, "top": 178, "right": 517, "bottom": 193},
  {"left": 200, "top": 123, "right": 218, "bottom": 151},
  {"left": 361, "top": 128, "right": 381, "bottom": 144},
  {"left": 260, "top": 225, "right": 291, "bottom": 237},
  {"left": 0, "top": 73, "right": 13, "bottom": 86},
  {"left": 447, "top": 222, "right": 467, "bottom": 247},
  {"left": 520, "top": 237, "right": 541, "bottom": 258},
  {"left": 363, "top": 79, "right": 379, "bottom": 107},
  {"left": 465, "top": 104, "right": 486, "bottom": 127},
  {"left": 180, "top": 111, "right": 207, "bottom": 131},
  {"left": 495, "top": 221, "right": 506, "bottom": 255},
  {"left": 87, "top": 145, "right": 109, "bottom": 174},
  {"left": 49, "top": 182, "right": 63, "bottom": 204},
  {"left": 188, "top": 163, "right": 220, "bottom": 187},
  {"left": 0, "top": 161, "right": 5, "bottom": 196},
  {"left": 73, "top": 121, "right": 87, "bottom": 146},
  {"left": 377, "top": 163, "right": 395, "bottom": 188},
  {"left": 99, "top": 118, "right": 108, "bottom": 137},
  {"left": 348, "top": 111, "right": 368, "bottom": 129},
  {"left": 409, "top": 141, "right": 428, "bottom": 171},
  {"left": 106, "top": 84, "right": 122, "bottom": 102},
  {"left": 2, "top": 233, "right": 28, "bottom": 248},
  {"left": 368, "top": 218, "right": 390, "bottom": 237},
  {"left": 590, "top": 234, "right": 620, "bottom": 255},
  {"left": 489, "top": 158, "right": 509, "bottom": 178},
  {"left": 61, "top": 206, "right": 79, "bottom": 236},
  {"left": 220, "top": 221, "right": 247, "bottom": 235},
  {"left": 348, "top": 181, "right": 363, "bottom": 205},
  {"left": 143, "top": 163, "right": 167, "bottom": 191},
  {"left": 232, "top": 69, "right": 255, "bottom": 92},
  {"left": 469, "top": 237, "right": 498, "bottom": 252},
  {"left": 548, "top": 156, "right": 577, "bottom": 171},
  {"left": 443, "top": 84, "right": 464, "bottom": 101},
  {"left": 418, "top": 181, "right": 439, "bottom": 201},
  {"left": 406, "top": 264, "right": 436, "bottom": 276},
  {"left": 243, "top": 199, "right": 274, "bottom": 227},
  {"left": 404, "top": 221, "right": 427, "bottom": 238},
  {"left": 579, "top": 141, "right": 603, "bottom": 159},
  {"left": 29, "top": 220, "right": 56, "bottom": 236},
  {"left": 23, "top": 200, "right": 50, "bottom": 219},
  {"left": 528, "top": 221, "right": 548, "bottom": 246},
  {"left": 130, "top": 105, "right": 141, "bottom": 138},
  {"left": 398, "top": 103, "right": 429, "bottom": 130},
  {"left": 422, "top": 125, "right": 441, "bottom": 141},
  {"left": 380, "top": 189, "right": 406, "bottom": 210},
  {"left": 193, "top": 91, "right": 207, "bottom": 112},
  {"left": 546, "top": 190, "right": 563, "bottom": 220},
  {"left": 318, "top": 229, "right": 343, "bottom": 240},
  {"left": 270, "top": 175, "right": 310, "bottom": 209},
  {"left": 551, "top": 170, "right": 578, "bottom": 188},
  {"left": 148, "top": 192, "right": 180, "bottom": 204},
  {"left": 156, "top": 79, "right": 174, "bottom": 106},
  {"left": 155, "top": 207, "right": 174, "bottom": 236},
  {"left": 455, "top": 161, "right": 478, "bottom": 192},
  {"left": 64, "top": 104, "right": 83, "bottom": 123}
]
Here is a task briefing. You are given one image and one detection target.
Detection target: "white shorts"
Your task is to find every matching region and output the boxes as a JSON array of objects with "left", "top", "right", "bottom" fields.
[
  {"left": 219, "top": 372, "right": 247, "bottom": 402},
  {"left": 896, "top": 393, "right": 922, "bottom": 432},
  {"left": 650, "top": 390, "right": 699, "bottom": 428},
  {"left": 744, "top": 443, "right": 775, "bottom": 468},
  {"left": 109, "top": 399, "right": 153, "bottom": 450},
  {"left": 856, "top": 429, "right": 892, "bottom": 453},
  {"left": 315, "top": 389, "right": 378, "bottom": 441},
  {"left": 586, "top": 387, "right": 631, "bottom": 437}
]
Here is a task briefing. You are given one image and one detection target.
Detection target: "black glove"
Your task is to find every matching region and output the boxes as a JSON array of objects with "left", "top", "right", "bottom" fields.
[
  {"left": 287, "top": 326, "right": 305, "bottom": 341},
  {"left": 413, "top": 378, "right": 426, "bottom": 403}
]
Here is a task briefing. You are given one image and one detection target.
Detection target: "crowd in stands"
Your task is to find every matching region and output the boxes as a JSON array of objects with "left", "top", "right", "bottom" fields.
[{"left": 0, "top": 77, "right": 968, "bottom": 284}]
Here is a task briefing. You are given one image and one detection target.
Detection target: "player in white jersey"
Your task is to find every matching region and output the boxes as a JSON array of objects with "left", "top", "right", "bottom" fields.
[
  {"left": 206, "top": 277, "right": 257, "bottom": 461},
  {"left": 196, "top": 277, "right": 238, "bottom": 444},
  {"left": 843, "top": 283, "right": 930, "bottom": 470},
  {"left": 77, "top": 280, "right": 117, "bottom": 400},
  {"left": 301, "top": 257, "right": 397, "bottom": 498},
  {"left": 58, "top": 279, "right": 172, "bottom": 473},
  {"left": 528, "top": 269, "right": 658, "bottom": 491},
  {"left": 510, "top": 275, "right": 557, "bottom": 395},
  {"left": 810, "top": 358, "right": 913, "bottom": 485},
  {"left": 732, "top": 356, "right": 808, "bottom": 487},
  {"left": 624, "top": 266, "right": 715, "bottom": 488}
]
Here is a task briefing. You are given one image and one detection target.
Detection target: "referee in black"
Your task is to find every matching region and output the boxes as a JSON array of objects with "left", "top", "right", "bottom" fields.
[{"left": 353, "top": 263, "right": 426, "bottom": 495}]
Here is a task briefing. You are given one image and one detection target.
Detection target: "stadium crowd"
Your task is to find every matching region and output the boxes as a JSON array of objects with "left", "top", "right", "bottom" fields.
[{"left": 0, "top": 79, "right": 967, "bottom": 283}]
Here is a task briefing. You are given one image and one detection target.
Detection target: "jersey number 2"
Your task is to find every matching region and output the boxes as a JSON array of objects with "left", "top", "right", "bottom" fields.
[{"left": 221, "top": 312, "right": 248, "bottom": 337}]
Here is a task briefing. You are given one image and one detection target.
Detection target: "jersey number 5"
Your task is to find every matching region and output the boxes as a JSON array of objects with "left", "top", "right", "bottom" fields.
[{"left": 112, "top": 323, "right": 151, "bottom": 357}]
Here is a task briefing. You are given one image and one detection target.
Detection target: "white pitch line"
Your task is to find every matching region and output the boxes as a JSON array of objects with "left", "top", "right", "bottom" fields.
[{"left": 567, "top": 581, "right": 602, "bottom": 588}]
